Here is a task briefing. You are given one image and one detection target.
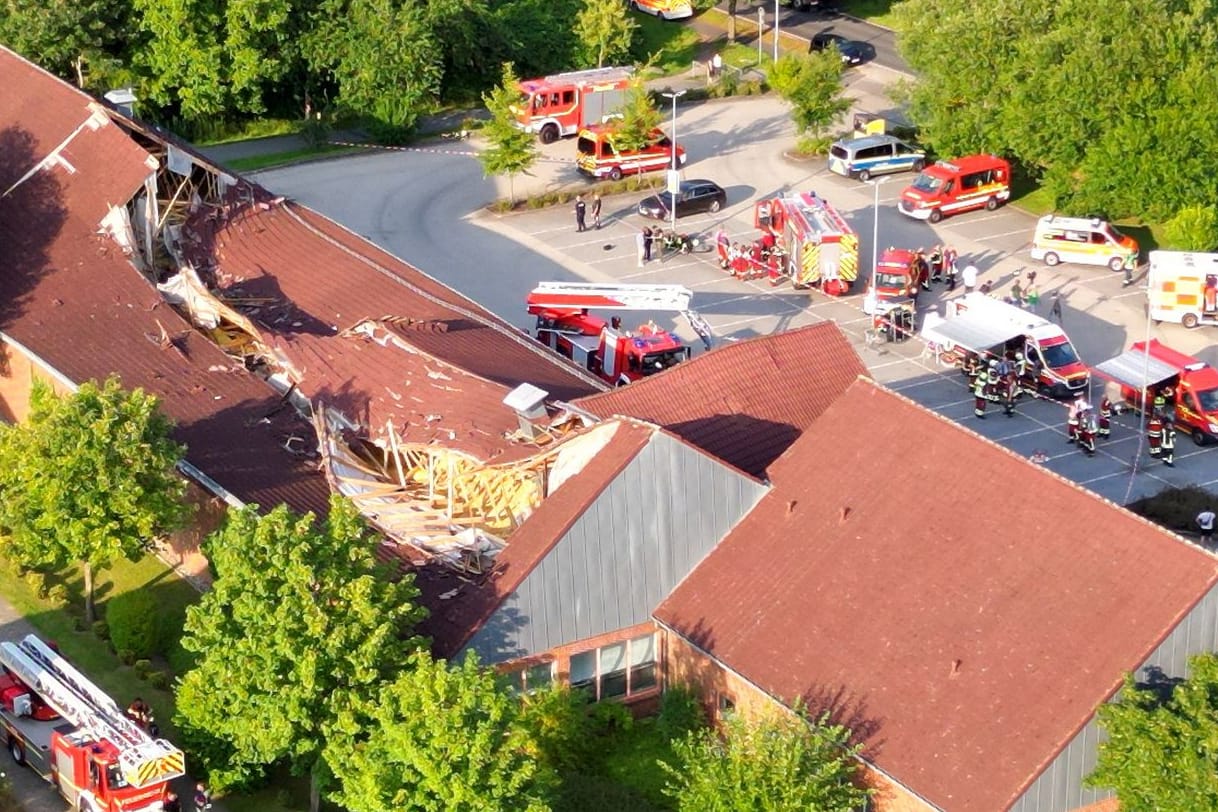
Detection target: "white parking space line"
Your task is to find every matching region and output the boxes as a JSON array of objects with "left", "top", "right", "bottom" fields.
[{"left": 976, "top": 229, "right": 1032, "bottom": 242}]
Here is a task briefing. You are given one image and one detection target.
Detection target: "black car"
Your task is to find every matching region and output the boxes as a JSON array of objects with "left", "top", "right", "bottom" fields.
[
  {"left": 810, "top": 32, "right": 865, "bottom": 65},
  {"left": 637, "top": 180, "right": 727, "bottom": 220}
]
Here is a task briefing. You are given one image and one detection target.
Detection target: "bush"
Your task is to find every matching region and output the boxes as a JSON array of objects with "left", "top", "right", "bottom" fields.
[
  {"left": 71, "top": 615, "right": 87, "bottom": 632},
  {"left": 134, "top": 659, "right": 152, "bottom": 679},
  {"left": 1162, "top": 204, "right": 1218, "bottom": 252},
  {"left": 91, "top": 620, "right": 109, "bottom": 641},
  {"left": 106, "top": 590, "right": 163, "bottom": 659},
  {"left": 44, "top": 584, "right": 69, "bottom": 607},
  {"left": 1128, "top": 485, "right": 1217, "bottom": 535},
  {"left": 23, "top": 570, "right": 46, "bottom": 598},
  {"left": 118, "top": 649, "right": 137, "bottom": 666},
  {"left": 519, "top": 685, "right": 596, "bottom": 772},
  {"left": 148, "top": 671, "right": 171, "bottom": 690},
  {"left": 298, "top": 116, "right": 332, "bottom": 149},
  {"left": 657, "top": 684, "right": 706, "bottom": 741},
  {"left": 590, "top": 700, "right": 633, "bottom": 735}
]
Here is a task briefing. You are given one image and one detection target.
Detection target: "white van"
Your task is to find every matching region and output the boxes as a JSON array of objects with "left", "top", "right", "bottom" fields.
[{"left": 1029, "top": 215, "right": 1139, "bottom": 271}]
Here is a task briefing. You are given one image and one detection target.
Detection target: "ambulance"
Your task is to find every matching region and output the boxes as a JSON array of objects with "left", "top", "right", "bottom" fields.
[
  {"left": 898, "top": 154, "right": 1011, "bottom": 223},
  {"left": 1147, "top": 250, "right": 1218, "bottom": 329},
  {"left": 630, "top": 0, "right": 693, "bottom": 19},
  {"left": 1095, "top": 339, "right": 1218, "bottom": 445},
  {"left": 575, "top": 125, "right": 685, "bottom": 181},
  {"left": 1030, "top": 215, "right": 1139, "bottom": 272}
]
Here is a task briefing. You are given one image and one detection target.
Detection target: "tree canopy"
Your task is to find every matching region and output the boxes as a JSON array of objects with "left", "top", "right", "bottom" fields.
[
  {"left": 1087, "top": 655, "right": 1218, "bottom": 810},
  {"left": 661, "top": 708, "right": 870, "bottom": 811},
  {"left": 768, "top": 50, "right": 850, "bottom": 145},
  {"left": 174, "top": 495, "right": 425, "bottom": 808},
  {"left": 893, "top": 0, "right": 1218, "bottom": 221},
  {"left": 575, "top": 0, "right": 636, "bottom": 69},
  {"left": 0, "top": 377, "right": 187, "bottom": 622},
  {"left": 480, "top": 62, "right": 540, "bottom": 204},
  {"left": 325, "top": 650, "right": 555, "bottom": 812}
]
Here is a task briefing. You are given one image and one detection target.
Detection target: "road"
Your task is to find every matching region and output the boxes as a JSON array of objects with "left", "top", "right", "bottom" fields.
[{"left": 255, "top": 73, "right": 1218, "bottom": 505}]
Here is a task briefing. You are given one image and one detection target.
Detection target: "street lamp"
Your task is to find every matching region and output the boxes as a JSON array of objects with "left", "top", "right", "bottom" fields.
[
  {"left": 773, "top": 0, "right": 780, "bottom": 64},
  {"left": 661, "top": 90, "right": 686, "bottom": 233},
  {"left": 757, "top": 8, "right": 764, "bottom": 66},
  {"left": 864, "top": 176, "right": 891, "bottom": 314}
]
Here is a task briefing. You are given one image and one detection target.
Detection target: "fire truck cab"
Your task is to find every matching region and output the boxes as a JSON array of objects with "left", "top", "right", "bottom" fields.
[
  {"left": 921, "top": 293, "right": 1089, "bottom": 397},
  {"left": 576, "top": 125, "right": 685, "bottom": 181},
  {"left": 1147, "top": 250, "right": 1218, "bottom": 328},
  {"left": 1095, "top": 339, "right": 1218, "bottom": 445},
  {"left": 527, "top": 283, "right": 713, "bottom": 386},
  {"left": 0, "top": 635, "right": 184, "bottom": 812},
  {"left": 515, "top": 67, "right": 633, "bottom": 144},
  {"left": 754, "top": 192, "right": 859, "bottom": 295},
  {"left": 899, "top": 154, "right": 1011, "bottom": 223},
  {"left": 869, "top": 248, "right": 921, "bottom": 303}
]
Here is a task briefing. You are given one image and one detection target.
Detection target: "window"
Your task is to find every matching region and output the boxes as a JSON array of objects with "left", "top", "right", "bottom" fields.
[
  {"left": 562, "top": 90, "right": 574, "bottom": 105},
  {"left": 855, "top": 145, "right": 891, "bottom": 160},
  {"left": 567, "top": 634, "right": 658, "bottom": 701},
  {"left": 504, "top": 661, "right": 556, "bottom": 695}
]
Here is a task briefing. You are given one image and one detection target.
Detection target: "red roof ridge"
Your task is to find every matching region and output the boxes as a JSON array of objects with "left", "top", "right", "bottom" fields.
[{"left": 276, "top": 200, "right": 607, "bottom": 392}]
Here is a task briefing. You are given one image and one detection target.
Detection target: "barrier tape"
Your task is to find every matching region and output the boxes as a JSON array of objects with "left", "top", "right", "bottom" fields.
[{"left": 326, "top": 140, "right": 578, "bottom": 164}]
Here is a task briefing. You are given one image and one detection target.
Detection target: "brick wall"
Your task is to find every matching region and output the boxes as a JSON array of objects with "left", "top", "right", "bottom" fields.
[
  {"left": 663, "top": 627, "right": 936, "bottom": 812},
  {"left": 0, "top": 340, "right": 73, "bottom": 423}
]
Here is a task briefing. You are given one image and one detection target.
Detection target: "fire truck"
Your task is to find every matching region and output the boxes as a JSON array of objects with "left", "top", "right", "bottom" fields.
[
  {"left": 921, "top": 293, "right": 1089, "bottom": 397},
  {"left": 867, "top": 248, "right": 922, "bottom": 305},
  {"left": 514, "top": 67, "right": 633, "bottom": 144},
  {"left": 1095, "top": 339, "right": 1218, "bottom": 445},
  {"left": 753, "top": 192, "right": 859, "bottom": 295},
  {"left": 527, "top": 282, "right": 713, "bottom": 386},
  {"left": 0, "top": 634, "right": 184, "bottom": 812}
]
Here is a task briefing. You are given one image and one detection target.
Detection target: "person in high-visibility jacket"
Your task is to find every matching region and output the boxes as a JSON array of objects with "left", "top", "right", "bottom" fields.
[
  {"left": 1098, "top": 395, "right": 1113, "bottom": 437},
  {"left": 1161, "top": 422, "right": 1177, "bottom": 467},
  {"left": 1078, "top": 405, "right": 1098, "bottom": 456},
  {"left": 1147, "top": 411, "right": 1164, "bottom": 458},
  {"left": 974, "top": 369, "right": 988, "bottom": 419}
]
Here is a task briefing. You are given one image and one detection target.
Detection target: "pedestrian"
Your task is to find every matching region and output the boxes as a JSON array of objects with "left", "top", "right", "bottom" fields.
[
  {"left": 193, "top": 782, "right": 211, "bottom": 812},
  {"left": 962, "top": 264, "right": 978, "bottom": 293},
  {"left": 979, "top": 280, "right": 993, "bottom": 296},
  {"left": 591, "top": 193, "right": 602, "bottom": 229},
  {"left": 1098, "top": 394, "right": 1113, "bottom": 437},
  {"left": 1049, "top": 291, "right": 1063, "bottom": 323},
  {"left": 914, "top": 248, "right": 931, "bottom": 291},
  {"left": 574, "top": 195, "right": 587, "bottom": 232},
  {"left": 164, "top": 791, "right": 182, "bottom": 812},
  {"left": 1078, "top": 405, "right": 1098, "bottom": 456},
  {"left": 1197, "top": 508, "right": 1216, "bottom": 543},
  {"left": 635, "top": 228, "right": 646, "bottom": 268},
  {"left": 711, "top": 52, "right": 723, "bottom": 80},
  {"left": 127, "top": 697, "right": 150, "bottom": 729},
  {"left": 1067, "top": 392, "right": 1085, "bottom": 443},
  {"left": 1122, "top": 251, "right": 1137, "bottom": 286},
  {"left": 1162, "top": 422, "right": 1177, "bottom": 466},
  {"left": 1147, "top": 410, "right": 1164, "bottom": 458},
  {"left": 929, "top": 244, "right": 944, "bottom": 283},
  {"left": 1010, "top": 279, "right": 1024, "bottom": 308},
  {"left": 1002, "top": 367, "right": 1018, "bottom": 416},
  {"left": 973, "top": 368, "right": 988, "bottom": 419},
  {"left": 1026, "top": 282, "right": 1041, "bottom": 311},
  {"left": 643, "top": 226, "right": 654, "bottom": 262}
]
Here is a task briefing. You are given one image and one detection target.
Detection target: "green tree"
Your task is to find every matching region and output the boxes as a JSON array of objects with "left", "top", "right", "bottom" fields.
[
  {"left": 174, "top": 496, "right": 424, "bottom": 812},
  {"left": 0, "top": 377, "right": 187, "bottom": 623},
  {"left": 662, "top": 708, "right": 870, "bottom": 812},
  {"left": 425, "top": 0, "right": 507, "bottom": 100},
  {"left": 768, "top": 51, "right": 850, "bottom": 147},
  {"left": 575, "top": 0, "right": 636, "bottom": 69},
  {"left": 0, "top": 0, "right": 132, "bottom": 89},
  {"left": 612, "top": 79, "right": 663, "bottom": 153},
  {"left": 1162, "top": 204, "right": 1218, "bottom": 252},
  {"left": 1087, "top": 655, "right": 1218, "bottom": 809},
  {"left": 479, "top": 62, "right": 539, "bottom": 204},
  {"left": 325, "top": 650, "right": 554, "bottom": 812},
  {"left": 304, "top": 0, "right": 444, "bottom": 138}
]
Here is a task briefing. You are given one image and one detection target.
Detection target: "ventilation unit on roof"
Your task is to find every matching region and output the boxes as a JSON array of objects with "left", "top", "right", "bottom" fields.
[
  {"left": 103, "top": 88, "right": 137, "bottom": 118},
  {"left": 503, "top": 383, "right": 550, "bottom": 440}
]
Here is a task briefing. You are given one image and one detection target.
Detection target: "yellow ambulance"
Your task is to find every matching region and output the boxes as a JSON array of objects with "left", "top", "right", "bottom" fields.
[{"left": 1029, "top": 215, "right": 1139, "bottom": 271}]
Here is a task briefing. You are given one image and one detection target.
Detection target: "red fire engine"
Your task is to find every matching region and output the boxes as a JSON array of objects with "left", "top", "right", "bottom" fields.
[
  {"left": 527, "top": 282, "right": 713, "bottom": 386},
  {"left": 0, "top": 634, "right": 185, "bottom": 812},
  {"left": 753, "top": 192, "right": 860, "bottom": 295},
  {"left": 515, "top": 67, "right": 634, "bottom": 144},
  {"left": 868, "top": 248, "right": 922, "bottom": 304}
]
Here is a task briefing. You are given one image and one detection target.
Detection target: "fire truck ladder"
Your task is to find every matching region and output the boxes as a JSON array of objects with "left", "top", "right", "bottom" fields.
[
  {"left": 0, "top": 634, "right": 185, "bottom": 787},
  {"left": 528, "top": 282, "right": 715, "bottom": 350}
]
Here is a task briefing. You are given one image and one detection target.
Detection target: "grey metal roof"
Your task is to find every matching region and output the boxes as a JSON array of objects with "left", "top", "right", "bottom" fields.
[
  {"left": 1093, "top": 350, "right": 1179, "bottom": 390},
  {"left": 924, "top": 312, "right": 1024, "bottom": 353}
]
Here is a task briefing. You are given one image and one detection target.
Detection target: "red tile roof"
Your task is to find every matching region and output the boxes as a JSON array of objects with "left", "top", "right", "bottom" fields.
[
  {"left": 406, "top": 419, "right": 655, "bottom": 657},
  {"left": 0, "top": 47, "right": 329, "bottom": 516},
  {"left": 575, "top": 323, "right": 866, "bottom": 477},
  {"left": 656, "top": 378, "right": 1218, "bottom": 812},
  {"left": 184, "top": 196, "right": 606, "bottom": 462}
]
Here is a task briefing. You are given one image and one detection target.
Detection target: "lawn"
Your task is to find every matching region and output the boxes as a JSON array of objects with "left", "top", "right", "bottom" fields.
[
  {"left": 839, "top": 0, "right": 903, "bottom": 28},
  {"left": 225, "top": 145, "right": 366, "bottom": 173},
  {"left": 633, "top": 12, "right": 703, "bottom": 76},
  {"left": 193, "top": 117, "right": 300, "bottom": 147}
]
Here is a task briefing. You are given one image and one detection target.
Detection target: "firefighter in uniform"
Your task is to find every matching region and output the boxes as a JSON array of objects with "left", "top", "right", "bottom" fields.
[
  {"left": 1067, "top": 393, "right": 1086, "bottom": 443},
  {"left": 1002, "top": 364, "right": 1018, "bottom": 416},
  {"left": 1098, "top": 395, "right": 1113, "bottom": 437},
  {"left": 1147, "top": 411, "right": 1164, "bottom": 458},
  {"left": 928, "top": 244, "right": 945, "bottom": 283},
  {"left": 974, "top": 367, "right": 989, "bottom": 419},
  {"left": 1078, "top": 404, "right": 1098, "bottom": 456},
  {"left": 964, "top": 352, "right": 981, "bottom": 388},
  {"left": 1154, "top": 385, "right": 1174, "bottom": 415},
  {"left": 1161, "top": 421, "right": 1177, "bottom": 467},
  {"left": 914, "top": 249, "right": 931, "bottom": 291},
  {"left": 985, "top": 359, "right": 1001, "bottom": 403}
]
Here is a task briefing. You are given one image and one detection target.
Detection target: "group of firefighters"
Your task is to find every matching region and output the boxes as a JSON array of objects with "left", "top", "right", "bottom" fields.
[
  {"left": 715, "top": 228, "right": 785, "bottom": 283},
  {"left": 912, "top": 244, "right": 961, "bottom": 291},
  {"left": 965, "top": 349, "right": 1178, "bottom": 465}
]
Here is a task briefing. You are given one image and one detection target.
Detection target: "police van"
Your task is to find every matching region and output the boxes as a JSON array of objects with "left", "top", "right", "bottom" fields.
[
  {"left": 828, "top": 134, "right": 925, "bottom": 182},
  {"left": 1029, "top": 215, "right": 1139, "bottom": 272}
]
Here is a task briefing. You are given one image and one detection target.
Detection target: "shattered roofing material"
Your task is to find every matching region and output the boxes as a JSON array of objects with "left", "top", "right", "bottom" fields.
[
  {"left": 656, "top": 378, "right": 1218, "bottom": 812},
  {"left": 575, "top": 322, "right": 866, "bottom": 477},
  {"left": 184, "top": 197, "right": 606, "bottom": 462},
  {"left": 0, "top": 46, "right": 328, "bottom": 516}
]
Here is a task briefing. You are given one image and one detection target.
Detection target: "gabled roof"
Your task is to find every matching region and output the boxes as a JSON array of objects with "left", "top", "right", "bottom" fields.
[
  {"left": 575, "top": 323, "right": 865, "bottom": 477},
  {"left": 656, "top": 377, "right": 1218, "bottom": 811},
  {"left": 183, "top": 195, "right": 606, "bottom": 462},
  {"left": 0, "top": 46, "right": 328, "bottom": 516}
]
